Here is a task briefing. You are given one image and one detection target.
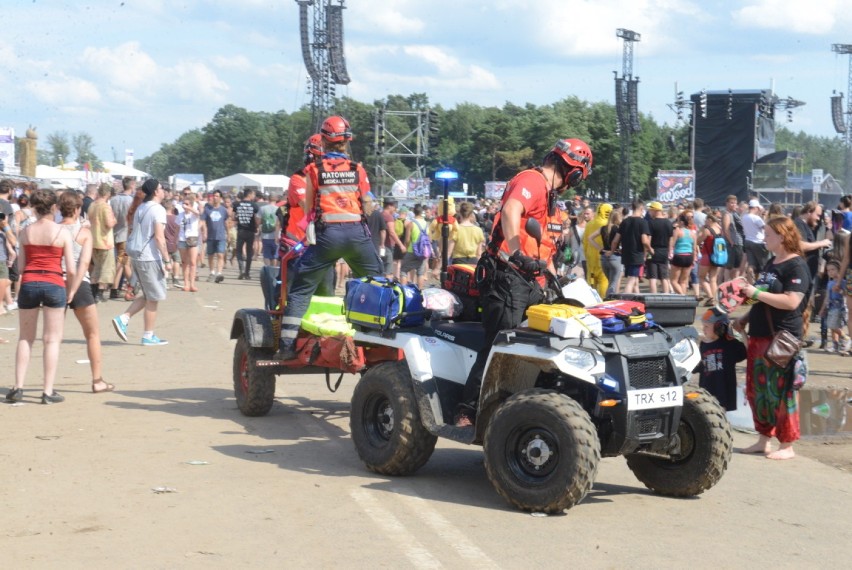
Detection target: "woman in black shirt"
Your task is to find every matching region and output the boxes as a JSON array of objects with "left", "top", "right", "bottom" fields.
[{"left": 734, "top": 217, "right": 810, "bottom": 460}]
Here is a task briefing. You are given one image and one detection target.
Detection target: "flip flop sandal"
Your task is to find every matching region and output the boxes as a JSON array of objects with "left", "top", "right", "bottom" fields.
[{"left": 92, "top": 379, "right": 116, "bottom": 393}]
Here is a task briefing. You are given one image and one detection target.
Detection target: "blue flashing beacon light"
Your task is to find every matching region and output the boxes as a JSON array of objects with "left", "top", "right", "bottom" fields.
[
  {"left": 436, "top": 168, "right": 459, "bottom": 283},
  {"left": 435, "top": 169, "right": 459, "bottom": 180}
]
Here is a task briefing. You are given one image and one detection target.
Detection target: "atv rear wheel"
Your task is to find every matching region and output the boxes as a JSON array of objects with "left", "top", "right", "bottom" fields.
[
  {"left": 626, "top": 388, "right": 733, "bottom": 496},
  {"left": 483, "top": 389, "right": 600, "bottom": 514},
  {"left": 350, "top": 361, "right": 437, "bottom": 475},
  {"left": 233, "top": 336, "right": 276, "bottom": 417}
]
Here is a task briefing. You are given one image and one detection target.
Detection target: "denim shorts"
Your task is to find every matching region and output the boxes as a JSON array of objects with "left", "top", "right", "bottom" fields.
[
  {"left": 18, "top": 281, "right": 67, "bottom": 309},
  {"left": 206, "top": 239, "right": 226, "bottom": 255},
  {"left": 623, "top": 264, "right": 642, "bottom": 278},
  {"left": 262, "top": 239, "right": 277, "bottom": 260}
]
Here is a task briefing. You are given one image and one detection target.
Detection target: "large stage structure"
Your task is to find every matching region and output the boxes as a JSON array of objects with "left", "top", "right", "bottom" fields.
[
  {"left": 297, "top": 0, "right": 350, "bottom": 129},
  {"left": 690, "top": 89, "right": 803, "bottom": 205}
]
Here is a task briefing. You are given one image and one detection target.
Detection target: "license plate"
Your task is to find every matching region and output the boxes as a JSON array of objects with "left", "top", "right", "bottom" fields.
[{"left": 627, "top": 386, "right": 683, "bottom": 410}]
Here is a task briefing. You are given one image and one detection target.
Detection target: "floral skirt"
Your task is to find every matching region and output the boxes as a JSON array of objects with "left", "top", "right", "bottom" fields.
[{"left": 745, "top": 336, "right": 799, "bottom": 443}]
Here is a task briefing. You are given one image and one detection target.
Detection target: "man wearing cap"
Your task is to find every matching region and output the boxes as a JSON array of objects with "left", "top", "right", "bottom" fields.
[
  {"left": 111, "top": 179, "right": 170, "bottom": 346},
  {"left": 742, "top": 199, "right": 768, "bottom": 277},
  {"left": 646, "top": 201, "right": 674, "bottom": 293}
]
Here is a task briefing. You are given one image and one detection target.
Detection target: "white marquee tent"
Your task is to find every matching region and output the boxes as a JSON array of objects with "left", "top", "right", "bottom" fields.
[{"left": 211, "top": 173, "right": 289, "bottom": 196}]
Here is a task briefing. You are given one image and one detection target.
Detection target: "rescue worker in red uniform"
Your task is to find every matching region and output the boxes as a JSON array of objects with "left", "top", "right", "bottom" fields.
[
  {"left": 456, "top": 138, "right": 593, "bottom": 426},
  {"left": 278, "top": 134, "right": 334, "bottom": 296},
  {"left": 275, "top": 116, "right": 383, "bottom": 360}
]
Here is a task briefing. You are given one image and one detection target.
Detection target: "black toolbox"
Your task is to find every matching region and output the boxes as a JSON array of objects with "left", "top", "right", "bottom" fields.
[{"left": 609, "top": 294, "right": 698, "bottom": 327}]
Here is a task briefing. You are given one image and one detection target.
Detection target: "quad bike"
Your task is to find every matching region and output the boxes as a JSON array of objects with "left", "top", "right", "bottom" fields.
[{"left": 230, "top": 223, "right": 733, "bottom": 514}]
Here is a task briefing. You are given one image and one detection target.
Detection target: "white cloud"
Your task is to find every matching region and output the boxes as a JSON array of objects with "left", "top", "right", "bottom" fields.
[
  {"left": 347, "top": 1, "right": 426, "bottom": 35},
  {"left": 212, "top": 55, "right": 255, "bottom": 72},
  {"left": 80, "top": 42, "right": 228, "bottom": 104},
  {"left": 348, "top": 44, "right": 500, "bottom": 92},
  {"left": 26, "top": 74, "right": 101, "bottom": 106},
  {"left": 402, "top": 45, "right": 500, "bottom": 89},
  {"left": 528, "top": 0, "right": 707, "bottom": 58},
  {"left": 82, "top": 42, "right": 159, "bottom": 95},
  {"left": 172, "top": 60, "right": 230, "bottom": 102},
  {"left": 732, "top": 0, "right": 841, "bottom": 34}
]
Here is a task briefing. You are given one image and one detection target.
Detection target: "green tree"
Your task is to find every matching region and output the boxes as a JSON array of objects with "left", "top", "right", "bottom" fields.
[{"left": 46, "top": 131, "right": 71, "bottom": 165}]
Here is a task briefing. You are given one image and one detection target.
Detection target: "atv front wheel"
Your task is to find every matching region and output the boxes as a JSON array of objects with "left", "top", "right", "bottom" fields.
[
  {"left": 233, "top": 336, "right": 276, "bottom": 417},
  {"left": 626, "top": 388, "right": 733, "bottom": 496},
  {"left": 483, "top": 389, "right": 601, "bottom": 514},
  {"left": 350, "top": 361, "right": 437, "bottom": 475}
]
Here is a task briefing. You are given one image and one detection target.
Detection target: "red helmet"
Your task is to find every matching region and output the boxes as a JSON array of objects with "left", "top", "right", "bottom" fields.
[
  {"left": 552, "top": 138, "right": 593, "bottom": 186},
  {"left": 304, "top": 134, "right": 323, "bottom": 157},
  {"left": 320, "top": 115, "right": 352, "bottom": 142}
]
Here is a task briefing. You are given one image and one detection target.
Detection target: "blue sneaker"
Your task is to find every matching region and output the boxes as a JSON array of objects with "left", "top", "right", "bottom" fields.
[
  {"left": 141, "top": 335, "right": 169, "bottom": 347},
  {"left": 112, "top": 316, "right": 128, "bottom": 342}
]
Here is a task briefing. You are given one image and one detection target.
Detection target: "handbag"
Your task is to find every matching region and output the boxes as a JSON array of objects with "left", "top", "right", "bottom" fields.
[
  {"left": 184, "top": 236, "right": 198, "bottom": 247},
  {"left": 764, "top": 306, "right": 802, "bottom": 370}
]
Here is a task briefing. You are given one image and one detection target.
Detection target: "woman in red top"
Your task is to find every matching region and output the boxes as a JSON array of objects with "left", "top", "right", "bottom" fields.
[
  {"left": 698, "top": 212, "right": 723, "bottom": 306},
  {"left": 5, "top": 189, "right": 76, "bottom": 405}
]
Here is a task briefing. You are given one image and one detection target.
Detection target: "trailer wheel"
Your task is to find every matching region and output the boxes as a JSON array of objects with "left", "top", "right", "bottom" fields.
[{"left": 233, "top": 336, "right": 276, "bottom": 417}]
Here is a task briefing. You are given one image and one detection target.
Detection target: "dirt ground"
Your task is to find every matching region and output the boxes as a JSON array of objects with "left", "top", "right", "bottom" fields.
[{"left": 1, "top": 270, "right": 850, "bottom": 567}]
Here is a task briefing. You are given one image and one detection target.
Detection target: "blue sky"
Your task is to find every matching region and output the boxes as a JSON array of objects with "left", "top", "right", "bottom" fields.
[{"left": 2, "top": 0, "right": 851, "bottom": 164}]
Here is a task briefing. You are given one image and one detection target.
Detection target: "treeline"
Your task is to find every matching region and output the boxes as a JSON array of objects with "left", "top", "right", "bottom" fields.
[{"left": 137, "top": 94, "right": 846, "bottom": 199}]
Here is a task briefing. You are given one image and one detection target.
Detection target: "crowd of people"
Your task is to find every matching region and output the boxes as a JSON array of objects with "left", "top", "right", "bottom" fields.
[{"left": 2, "top": 126, "right": 850, "bottom": 463}]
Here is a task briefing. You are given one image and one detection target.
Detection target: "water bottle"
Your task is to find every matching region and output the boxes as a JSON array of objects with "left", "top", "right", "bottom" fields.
[{"left": 811, "top": 403, "right": 831, "bottom": 419}]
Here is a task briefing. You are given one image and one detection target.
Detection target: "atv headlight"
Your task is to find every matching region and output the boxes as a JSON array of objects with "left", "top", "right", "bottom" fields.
[
  {"left": 560, "top": 348, "right": 597, "bottom": 372},
  {"left": 670, "top": 338, "right": 695, "bottom": 366}
]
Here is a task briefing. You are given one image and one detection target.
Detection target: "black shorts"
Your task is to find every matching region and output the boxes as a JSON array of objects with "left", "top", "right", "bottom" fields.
[
  {"left": 69, "top": 280, "right": 97, "bottom": 310},
  {"left": 726, "top": 244, "right": 743, "bottom": 269},
  {"left": 645, "top": 260, "right": 670, "bottom": 279},
  {"left": 671, "top": 254, "right": 694, "bottom": 268}
]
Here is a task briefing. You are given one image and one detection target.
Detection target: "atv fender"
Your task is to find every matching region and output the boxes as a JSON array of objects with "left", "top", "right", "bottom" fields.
[
  {"left": 475, "top": 345, "right": 601, "bottom": 441},
  {"left": 230, "top": 309, "right": 276, "bottom": 349},
  {"left": 353, "top": 330, "right": 471, "bottom": 384}
]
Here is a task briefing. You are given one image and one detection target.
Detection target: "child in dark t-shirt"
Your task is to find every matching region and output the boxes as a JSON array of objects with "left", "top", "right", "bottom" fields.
[{"left": 697, "top": 308, "right": 747, "bottom": 411}]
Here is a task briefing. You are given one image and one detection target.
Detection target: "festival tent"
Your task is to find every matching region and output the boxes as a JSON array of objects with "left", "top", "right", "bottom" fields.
[
  {"left": 100, "top": 161, "right": 149, "bottom": 179},
  {"left": 35, "top": 165, "right": 89, "bottom": 189},
  {"left": 212, "top": 173, "right": 289, "bottom": 196}
]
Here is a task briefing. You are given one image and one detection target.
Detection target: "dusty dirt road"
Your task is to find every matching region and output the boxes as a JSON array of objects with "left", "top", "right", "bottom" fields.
[{"left": 1, "top": 269, "right": 850, "bottom": 568}]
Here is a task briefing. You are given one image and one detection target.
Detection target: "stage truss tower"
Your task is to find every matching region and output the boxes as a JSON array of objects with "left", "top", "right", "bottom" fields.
[
  {"left": 832, "top": 44, "right": 852, "bottom": 187},
  {"left": 297, "top": 0, "right": 350, "bottom": 130},
  {"left": 614, "top": 28, "right": 641, "bottom": 202}
]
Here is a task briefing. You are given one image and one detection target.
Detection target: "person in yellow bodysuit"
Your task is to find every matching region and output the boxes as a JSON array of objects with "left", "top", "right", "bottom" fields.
[{"left": 583, "top": 203, "right": 612, "bottom": 298}]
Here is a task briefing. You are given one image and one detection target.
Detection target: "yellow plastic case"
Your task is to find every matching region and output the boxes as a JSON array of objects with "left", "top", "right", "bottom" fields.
[{"left": 526, "top": 304, "right": 589, "bottom": 333}]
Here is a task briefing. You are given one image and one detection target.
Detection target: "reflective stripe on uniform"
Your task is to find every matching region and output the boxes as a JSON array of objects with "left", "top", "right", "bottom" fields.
[
  {"left": 318, "top": 184, "right": 359, "bottom": 196},
  {"left": 323, "top": 212, "right": 362, "bottom": 223},
  {"left": 281, "top": 316, "right": 302, "bottom": 327},
  {"left": 279, "top": 328, "right": 299, "bottom": 339}
]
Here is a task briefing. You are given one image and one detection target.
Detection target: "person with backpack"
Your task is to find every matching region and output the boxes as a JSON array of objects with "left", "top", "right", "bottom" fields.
[
  {"left": 258, "top": 193, "right": 280, "bottom": 269},
  {"left": 401, "top": 204, "right": 431, "bottom": 289},
  {"left": 698, "top": 212, "right": 725, "bottom": 306},
  {"left": 111, "top": 179, "right": 171, "bottom": 347},
  {"left": 273, "top": 116, "right": 382, "bottom": 361}
]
